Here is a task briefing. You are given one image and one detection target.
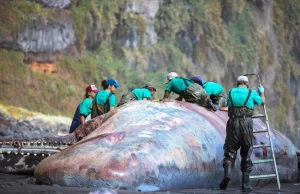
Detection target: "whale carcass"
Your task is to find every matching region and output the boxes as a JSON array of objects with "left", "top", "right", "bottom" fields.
[{"left": 30, "top": 100, "right": 299, "bottom": 191}]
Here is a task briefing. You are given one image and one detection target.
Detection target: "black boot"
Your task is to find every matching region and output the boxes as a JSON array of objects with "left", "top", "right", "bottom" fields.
[
  {"left": 219, "top": 161, "right": 232, "bottom": 190},
  {"left": 242, "top": 172, "right": 253, "bottom": 191}
]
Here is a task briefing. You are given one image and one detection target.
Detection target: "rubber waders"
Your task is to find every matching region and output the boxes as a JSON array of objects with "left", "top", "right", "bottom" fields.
[
  {"left": 219, "top": 161, "right": 232, "bottom": 190},
  {"left": 242, "top": 172, "right": 253, "bottom": 191},
  {"left": 207, "top": 99, "right": 218, "bottom": 111}
]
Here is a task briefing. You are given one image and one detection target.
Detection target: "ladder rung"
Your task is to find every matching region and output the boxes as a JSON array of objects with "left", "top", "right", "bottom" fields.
[
  {"left": 250, "top": 174, "right": 277, "bottom": 179},
  {"left": 253, "top": 129, "right": 268, "bottom": 133},
  {"left": 252, "top": 114, "right": 266, "bottom": 118},
  {"left": 253, "top": 159, "right": 273, "bottom": 164},
  {"left": 253, "top": 144, "right": 271, "bottom": 148}
]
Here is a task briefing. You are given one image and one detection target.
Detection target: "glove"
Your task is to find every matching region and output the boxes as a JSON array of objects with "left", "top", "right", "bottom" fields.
[
  {"left": 152, "top": 99, "right": 162, "bottom": 102},
  {"left": 258, "top": 86, "right": 264, "bottom": 93}
]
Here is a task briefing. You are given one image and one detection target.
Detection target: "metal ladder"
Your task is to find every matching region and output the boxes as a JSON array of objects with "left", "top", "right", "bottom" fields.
[{"left": 244, "top": 74, "right": 281, "bottom": 190}]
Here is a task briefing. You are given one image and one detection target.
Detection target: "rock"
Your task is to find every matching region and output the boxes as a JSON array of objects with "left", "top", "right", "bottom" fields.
[
  {"left": 0, "top": 119, "right": 12, "bottom": 128},
  {"left": 35, "top": 0, "right": 71, "bottom": 9},
  {"left": 0, "top": 8, "right": 78, "bottom": 63},
  {"left": 19, "top": 181, "right": 25, "bottom": 185},
  {"left": 0, "top": 111, "right": 69, "bottom": 138},
  {"left": 18, "top": 12, "right": 75, "bottom": 53},
  {"left": 89, "top": 188, "right": 117, "bottom": 194},
  {"left": 119, "top": 0, "right": 160, "bottom": 49}
]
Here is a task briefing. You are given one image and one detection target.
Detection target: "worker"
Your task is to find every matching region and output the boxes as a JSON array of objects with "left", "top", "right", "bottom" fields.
[
  {"left": 219, "top": 75, "right": 265, "bottom": 191},
  {"left": 117, "top": 82, "right": 157, "bottom": 107},
  {"left": 190, "top": 75, "right": 227, "bottom": 111},
  {"left": 91, "top": 78, "right": 120, "bottom": 118},
  {"left": 162, "top": 72, "right": 218, "bottom": 111},
  {"left": 69, "top": 85, "right": 99, "bottom": 133}
]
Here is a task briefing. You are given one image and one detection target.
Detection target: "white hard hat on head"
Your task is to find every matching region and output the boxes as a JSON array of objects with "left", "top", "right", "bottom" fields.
[
  {"left": 166, "top": 72, "right": 178, "bottom": 83},
  {"left": 237, "top": 75, "right": 249, "bottom": 82}
]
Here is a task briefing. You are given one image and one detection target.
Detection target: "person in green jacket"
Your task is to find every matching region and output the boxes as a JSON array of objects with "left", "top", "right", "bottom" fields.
[
  {"left": 69, "top": 85, "right": 99, "bottom": 133},
  {"left": 91, "top": 78, "right": 120, "bottom": 118},
  {"left": 162, "top": 72, "right": 218, "bottom": 111},
  {"left": 219, "top": 75, "right": 265, "bottom": 191},
  {"left": 190, "top": 75, "right": 227, "bottom": 111},
  {"left": 117, "top": 82, "right": 157, "bottom": 107}
]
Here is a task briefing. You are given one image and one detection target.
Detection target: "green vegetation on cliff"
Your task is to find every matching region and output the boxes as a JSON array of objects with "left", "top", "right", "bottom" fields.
[
  {"left": 0, "top": 0, "right": 299, "bottom": 145},
  {"left": 155, "top": 0, "right": 299, "bottom": 133},
  {"left": 71, "top": 0, "right": 123, "bottom": 52},
  {"left": 271, "top": 0, "right": 300, "bottom": 132},
  {"left": 0, "top": 0, "right": 52, "bottom": 36}
]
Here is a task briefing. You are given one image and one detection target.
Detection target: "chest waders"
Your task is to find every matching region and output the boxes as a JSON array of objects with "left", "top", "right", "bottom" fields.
[
  {"left": 69, "top": 105, "right": 81, "bottom": 133},
  {"left": 203, "top": 82, "right": 227, "bottom": 108},
  {"left": 220, "top": 89, "right": 254, "bottom": 191},
  {"left": 210, "top": 90, "right": 227, "bottom": 109},
  {"left": 180, "top": 78, "right": 213, "bottom": 109},
  {"left": 91, "top": 93, "right": 113, "bottom": 118},
  {"left": 117, "top": 92, "right": 137, "bottom": 107}
]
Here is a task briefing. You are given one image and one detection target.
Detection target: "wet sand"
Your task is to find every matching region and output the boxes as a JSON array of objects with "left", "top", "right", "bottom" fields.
[{"left": 0, "top": 173, "right": 299, "bottom": 194}]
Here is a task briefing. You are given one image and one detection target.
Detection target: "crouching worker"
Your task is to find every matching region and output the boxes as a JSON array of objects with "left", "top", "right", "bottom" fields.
[
  {"left": 69, "top": 85, "right": 99, "bottom": 133},
  {"left": 162, "top": 72, "right": 218, "bottom": 111},
  {"left": 219, "top": 75, "right": 265, "bottom": 191},
  {"left": 91, "top": 78, "right": 120, "bottom": 118},
  {"left": 190, "top": 75, "right": 227, "bottom": 111},
  {"left": 117, "top": 82, "right": 157, "bottom": 107}
]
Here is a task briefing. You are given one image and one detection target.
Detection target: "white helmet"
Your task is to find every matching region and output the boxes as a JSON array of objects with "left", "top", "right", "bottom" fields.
[
  {"left": 166, "top": 72, "right": 178, "bottom": 83},
  {"left": 237, "top": 75, "right": 249, "bottom": 82}
]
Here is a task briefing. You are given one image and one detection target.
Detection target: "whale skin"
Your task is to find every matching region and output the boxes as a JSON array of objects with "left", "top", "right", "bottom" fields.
[{"left": 34, "top": 100, "right": 299, "bottom": 191}]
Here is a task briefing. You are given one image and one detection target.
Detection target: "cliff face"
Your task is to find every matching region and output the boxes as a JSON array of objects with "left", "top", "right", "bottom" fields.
[
  {"left": 0, "top": 0, "right": 299, "bottom": 147},
  {"left": 0, "top": 1, "right": 78, "bottom": 63}
]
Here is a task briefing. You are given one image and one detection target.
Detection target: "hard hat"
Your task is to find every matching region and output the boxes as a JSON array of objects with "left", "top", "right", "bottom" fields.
[{"left": 166, "top": 72, "right": 178, "bottom": 83}]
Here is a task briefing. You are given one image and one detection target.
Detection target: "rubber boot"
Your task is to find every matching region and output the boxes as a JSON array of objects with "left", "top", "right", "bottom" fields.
[
  {"left": 242, "top": 172, "right": 253, "bottom": 191},
  {"left": 219, "top": 161, "right": 232, "bottom": 190}
]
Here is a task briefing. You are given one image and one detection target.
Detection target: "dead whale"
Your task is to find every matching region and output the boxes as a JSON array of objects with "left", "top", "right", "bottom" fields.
[{"left": 33, "top": 100, "right": 298, "bottom": 191}]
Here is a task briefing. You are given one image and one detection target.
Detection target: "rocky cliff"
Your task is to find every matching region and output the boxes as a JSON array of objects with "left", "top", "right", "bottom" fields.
[{"left": 0, "top": 0, "right": 299, "bottom": 148}]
